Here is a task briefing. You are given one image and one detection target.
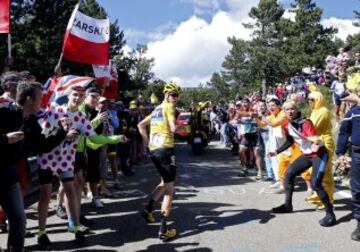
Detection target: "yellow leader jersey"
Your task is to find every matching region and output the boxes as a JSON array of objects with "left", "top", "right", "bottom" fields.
[{"left": 148, "top": 101, "right": 176, "bottom": 151}]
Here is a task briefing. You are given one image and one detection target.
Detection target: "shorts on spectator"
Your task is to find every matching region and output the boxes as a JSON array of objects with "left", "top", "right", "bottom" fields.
[{"left": 38, "top": 168, "right": 74, "bottom": 185}]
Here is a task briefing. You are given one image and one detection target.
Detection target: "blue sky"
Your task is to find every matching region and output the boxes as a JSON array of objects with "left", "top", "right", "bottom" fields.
[{"left": 96, "top": 0, "right": 360, "bottom": 87}]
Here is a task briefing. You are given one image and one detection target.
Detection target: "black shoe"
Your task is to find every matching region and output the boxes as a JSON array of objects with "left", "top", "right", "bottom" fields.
[
  {"left": 272, "top": 204, "right": 293, "bottom": 213},
  {"left": 80, "top": 215, "right": 94, "bottom": 227},
  {"left": 238, "top": 171, "right": 246, "bottom": 177},
  {"left": 56, "top": 204, "right": 67, "bottom": 220},
  {"left": 37, "top": 234, "right": 52, "bottom": 250},
  {"left": 319, "top": 213, "right": 336, "bottom": 227},
  {"left": 25, "top": 230, "right": 35, "bottom": 238},
  {"left": 351, "top": 226, "right": 360, "bottom": 241},
  {"left": 75, "top": 231, "right": 86, "bottom": 246}
]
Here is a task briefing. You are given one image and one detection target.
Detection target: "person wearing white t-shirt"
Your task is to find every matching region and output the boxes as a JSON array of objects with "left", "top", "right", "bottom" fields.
[{"left": 330, "top": 73, "right": 346, "bottom": 121}]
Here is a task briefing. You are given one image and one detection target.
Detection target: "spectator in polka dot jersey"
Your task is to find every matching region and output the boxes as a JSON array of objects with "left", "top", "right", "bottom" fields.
[{"left": 35, "top": 86, "right": 126, "bottom": 250}]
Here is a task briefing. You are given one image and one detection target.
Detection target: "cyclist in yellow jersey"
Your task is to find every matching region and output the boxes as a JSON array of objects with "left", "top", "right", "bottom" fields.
[{"left": 138, "top": 82, "right": 182, "bottom": 241}]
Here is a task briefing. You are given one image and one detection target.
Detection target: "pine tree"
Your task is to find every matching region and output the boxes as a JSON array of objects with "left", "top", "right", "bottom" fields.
[{"left": 280, "top": 0, "right": 337, "bottom": 74}]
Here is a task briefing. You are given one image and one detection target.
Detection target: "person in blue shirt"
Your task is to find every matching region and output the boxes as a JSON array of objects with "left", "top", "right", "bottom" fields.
[{"left": 336, "top": 88, "right": 360, "bottom": 242}]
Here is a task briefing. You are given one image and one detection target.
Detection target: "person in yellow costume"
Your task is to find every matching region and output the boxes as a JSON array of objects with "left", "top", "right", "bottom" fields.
[
  {"left": 305, "top": 91, "right": 335, "bottom": 208},
  {"left": 150, "top": 93, "right": 159, "bottom": 105},
  {"left": 192, "top": 101, "right": 211, "bottom": 128},
  {"left": 257, "top": 98, "right": 311, "bottom": 193}
]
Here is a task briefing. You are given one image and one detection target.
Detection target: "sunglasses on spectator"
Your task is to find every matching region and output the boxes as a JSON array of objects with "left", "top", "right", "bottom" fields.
[
  {"left": 308, "top": 98, "right": 315, "bottom": 102},
  {"left": 169, "top": 93, "right": 179, "bottom": 98}
]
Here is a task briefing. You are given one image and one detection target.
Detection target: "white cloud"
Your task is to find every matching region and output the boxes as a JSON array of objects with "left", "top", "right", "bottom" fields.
[
  {"left": 321, "top": 17, "right": 360, "bottom": 41},
  {"left": 283, "top": 9, "right": 295, "bottom": 21},
  {"left": 142, "top": 1, "right": 360, "bottom": 87},
  {"left": 146, "top": 1, "right": 256, "bottom": 87}
]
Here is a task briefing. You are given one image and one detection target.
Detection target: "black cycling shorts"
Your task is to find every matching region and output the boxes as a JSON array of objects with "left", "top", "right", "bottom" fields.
[
  {"left": 74, "top": 152, "right": 86, "bottom": 174},
  {"left": 38, "top": 168, "right": 74, "bottom": 185},
  {"left": 84, "top": 148, "right": 101, "bottom": 183},
  {"left": 150, "top": 148, "right": 176, "bottom": 183},
  {"left": 240, "top": 132, "right": 261, "bottom": 149}
]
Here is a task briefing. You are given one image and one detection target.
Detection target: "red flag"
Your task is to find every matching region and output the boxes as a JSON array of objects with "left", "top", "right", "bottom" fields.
[
  {"left": 93, "top": 60, "right": 119, "bottom": 99},
  {"left": 62, "top": 4, "right": 110, "bottom": 65},
  {"left": 0, "top": 0, "right": 10, "bottom": 33}
]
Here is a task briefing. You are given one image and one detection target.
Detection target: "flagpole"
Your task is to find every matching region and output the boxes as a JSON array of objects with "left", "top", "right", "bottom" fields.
[{"left": 7, "top": 33, "right": 11, "bottom": 58}]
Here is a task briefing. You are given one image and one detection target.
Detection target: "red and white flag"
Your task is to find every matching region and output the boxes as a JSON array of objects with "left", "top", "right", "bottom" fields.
[
  {"left": 42, "top": 75, "right": 94, "bottom": 107},
  {"left": 0, "top": 0, "right": 10, "bottom": 33},
  {"left": 62, "top": 4, "right": 110, "bottom": 65},
  {"left": 93, "top": 60, "right": 119, "bottom": 99},
  {"left": 92, "top": 60, "right": 118, "bottom": 81}
]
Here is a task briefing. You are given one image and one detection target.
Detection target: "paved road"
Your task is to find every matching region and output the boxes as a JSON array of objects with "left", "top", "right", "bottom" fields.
[{"left": 1, "top": 141, "right": 360, "bottom": 251}]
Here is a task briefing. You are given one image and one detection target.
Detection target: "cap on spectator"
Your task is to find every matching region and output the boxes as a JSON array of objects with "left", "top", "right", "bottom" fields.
[
  {"left": 99, "top": 96, "right": 109, "bottom": 103},
  {"left": 85, "top": 87, "right": 101, "bottom": 95},
  {"left": 71, "top": 86, "right": 86, "bottom": 92},
  {"left": 19, "top": 70, "right": 31, "bottom": 80},
  {"left": 0, "top": 71, "right": 20, "bottom": 86}
]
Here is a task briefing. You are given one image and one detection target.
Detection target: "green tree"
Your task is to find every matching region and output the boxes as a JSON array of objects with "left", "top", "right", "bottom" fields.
[
  {"left": 114, "top": 44, "right": 155, "bottom": 101},
  {"left": 0, "top": 0, "right": 126, "bottom": 82},
  {"left": 280, "top": 0, "right": 337, "bottom": 74},
  {"left": 208, "top": 72, "right": 231, "bottom": 101},
  {"left": 247, "top": 0, "right": 285, "bottom": 93},
  {"left": 221, "top": 37, "right": 254, "bottom": 90}
]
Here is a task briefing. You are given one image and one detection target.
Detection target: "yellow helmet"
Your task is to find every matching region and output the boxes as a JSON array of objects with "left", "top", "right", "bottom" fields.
[
  {"left": 129, "top": 100, "right": 137, "bottom": 109},
  {"left": 150, "top": 93, "right": 159, "bottom": 104},
  {"left": 163, "top": 82, "right": 182, "bottom": 94}
]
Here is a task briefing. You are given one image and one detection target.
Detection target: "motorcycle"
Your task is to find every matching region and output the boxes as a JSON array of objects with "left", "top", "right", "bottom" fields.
[{"left": 190, "top": 127, "right": 209, "bottom": 155}]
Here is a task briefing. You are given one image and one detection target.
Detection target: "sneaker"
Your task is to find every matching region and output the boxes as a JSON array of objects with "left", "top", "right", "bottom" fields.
[
  {"left": 264, "top": 176, "right": 274, "bottom": 182},
  {"left": 273, "top": 187, "right": 285, "bottom": 194},
  {"left": 56, "top": 204, "right": 67, "bottom": 220},
  {"left": 86, "top": 192, "right": 93, "bottom": 200},
  {"left": 351, "top": 226, "right": 360, "bottom": 242},
  {"left": 306, "top": 188, "right": 314, "bottom": 196},
  {"left": 256, "top": 172, "right": 262, "bottom": 181},
  {"left": 80, "top": 215, "right": 94, "bottom": 227},
  {"left": 142, "top": 210, "right": 155, "bottom": 223},
  {"left": 305, "top": 192, "right": 319, "bottom": 203},
  {"left": 272, "top": 204, "right": 293, "bottom": 213},
  {"left": 319, "top": 213, "right": 336, "bottom": 227},
  {"left": 270, "top": 181, "right": 281, "bottom": 189},
  {"left": 25, "top": 230, "right": 35, "bottom": 238},
  {"left": 68, "top": 225, "right": 90, "bottom": 234},
  {"left": 37, "top": 234, "right": 52, "bottom": 250},
  {"left": 159, "top": 228, "right": 177, "bottom": 241},
  {"left": 238, "top": 170, "right": 247, "bottom": 177},
  {"left": 99, "top": 188, "right": 113, "bottom": 198},
  {"left": 91, "top": 197, "right": 104, "bottom": 208},
  {"left": 316, "top": 202, "right": 325, "bottom": 210},
  {"left": 75, "top": 230, "right": 86, "bottom": 246}
]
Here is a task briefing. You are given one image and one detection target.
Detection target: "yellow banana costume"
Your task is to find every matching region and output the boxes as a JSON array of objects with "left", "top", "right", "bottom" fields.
[{"left": 305, "top": 91, "right": 335, "bottom": 206}]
